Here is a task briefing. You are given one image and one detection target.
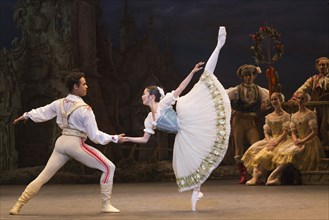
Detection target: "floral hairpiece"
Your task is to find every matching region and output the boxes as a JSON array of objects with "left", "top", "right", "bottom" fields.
[{"left": 157, "top": 87, "right": 165, "bottom": 100}]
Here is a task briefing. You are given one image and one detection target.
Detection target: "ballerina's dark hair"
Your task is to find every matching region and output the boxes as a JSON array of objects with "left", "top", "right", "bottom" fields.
[{"left": 146, "top": 86, "right": 163, "bottom": 102}]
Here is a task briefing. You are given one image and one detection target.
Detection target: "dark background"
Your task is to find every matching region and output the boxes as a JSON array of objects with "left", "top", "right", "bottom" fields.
[{"left": 1, "top": 0, "right": 328, "bottom": 98}]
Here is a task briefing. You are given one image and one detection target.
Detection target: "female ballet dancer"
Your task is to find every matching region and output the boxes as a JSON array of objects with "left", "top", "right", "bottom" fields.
[
  {"left": 242, "top": 92, "right": 292, "bottom": 185},
  {"left": 121, "top": 26, "right": 231, "bottom": 211}
]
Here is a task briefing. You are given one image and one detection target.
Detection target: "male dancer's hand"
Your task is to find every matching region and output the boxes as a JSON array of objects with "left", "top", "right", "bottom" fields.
[
  {"left": 260, "top": 101, "right": 270, "bottom": 111},
  {"left": 13, "top": 115, "right": 28, "bottom": 124},
  {"left": 287, "top": 98, "right": 296, "bottom": 106},
  {"left": 117, "top": 133, "right": 125, "bottom": 143}
]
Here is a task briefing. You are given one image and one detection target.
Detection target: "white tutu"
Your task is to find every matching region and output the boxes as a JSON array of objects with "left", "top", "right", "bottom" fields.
[{"left": 173, "top": 70, "right": 231, "bottom": 192}]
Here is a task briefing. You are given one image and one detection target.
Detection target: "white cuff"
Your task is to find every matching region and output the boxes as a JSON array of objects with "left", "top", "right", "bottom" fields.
[
  {"left": 23, "top": 112, "right": 30, "bottom": 119},
  {"left": 111, "top": 135, "right": 118, "bottom": 143}
]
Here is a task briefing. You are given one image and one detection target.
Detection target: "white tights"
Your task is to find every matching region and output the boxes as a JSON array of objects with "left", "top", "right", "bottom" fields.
[
  {"left": 204, "top": 26, "right": 226, "bottom": 74},
  {"left": 27, "top": 135, "right": 115, "bottom": 192}
]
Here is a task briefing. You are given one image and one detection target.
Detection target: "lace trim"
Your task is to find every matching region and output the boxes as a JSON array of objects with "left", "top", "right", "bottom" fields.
[{"left": 176, "top": 71, "right": 231, "bottom": 192}]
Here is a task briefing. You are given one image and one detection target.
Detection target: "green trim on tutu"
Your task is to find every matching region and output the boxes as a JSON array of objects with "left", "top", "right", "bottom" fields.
[{"left": 176, "top": 71, "right": 231, "bottom": 192}]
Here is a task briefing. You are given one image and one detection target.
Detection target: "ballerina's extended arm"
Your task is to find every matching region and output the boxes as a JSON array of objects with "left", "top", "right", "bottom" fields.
[
  {"left": 121, "top": 26, "right": 227, "bottom": 145},
  {"left": 122, "top": 61, "right": 204, "bottom": 144},
  {"left": 172, "top": 62, "right": 204, "bottom": 98}
]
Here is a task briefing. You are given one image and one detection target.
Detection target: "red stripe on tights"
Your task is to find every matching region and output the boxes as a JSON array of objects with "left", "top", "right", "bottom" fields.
[{"left": 80, "top": 139, "right": 110, "bottom": 183}]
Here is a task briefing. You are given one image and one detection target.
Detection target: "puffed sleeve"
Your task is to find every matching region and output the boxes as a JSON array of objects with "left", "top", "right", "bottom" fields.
[
  {"left": 263, "top": 124, "right": 271, "bottom": 134},
  {"left": 263, "top": 117, "right": 271, "bottom": 135},
  {"left": 258, "top": 86, "right": 270, "bottom": 103},
  {"left": 24, "top": 100, "right": 59, "bottom": 122},
  {"left": 308, "top": 111, "right": 318, "bottom": 129},
  {"left": 309, "top": 119, "right": 318, "bottom": 129},
  {"left": 226, "top": 86, "right": 239, "bottom": 100},
  {"left": 308, "top": 119, "right": 318, "bottom": 129},
  {"left": 159, "top": 92, "right": 177, "bottom": 109},
  {"left": 282, "top": 114, "right": 291, "bottom": 132},
  {"left": 143, "top": 113, "right": 155, "bottom": 134}
]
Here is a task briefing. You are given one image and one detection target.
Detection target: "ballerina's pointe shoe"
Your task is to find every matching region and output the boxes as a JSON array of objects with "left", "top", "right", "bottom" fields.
[
  {"left": 191, "top": 191, "right": 204, "bottom": 211},
  {"left": 218, "top": 26, "right": 227, "bottom": 47}
]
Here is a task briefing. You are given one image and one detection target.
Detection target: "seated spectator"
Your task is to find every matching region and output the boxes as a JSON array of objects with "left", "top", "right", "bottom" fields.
[
  {"left": 289, "top": 57, "right": 329, "bottom": 150},
  {"left": 242, "top": 92, "right": 292, "bottom": 185},
  {"left": 269, "top": 91, "right": 325, "bottom": 185}
]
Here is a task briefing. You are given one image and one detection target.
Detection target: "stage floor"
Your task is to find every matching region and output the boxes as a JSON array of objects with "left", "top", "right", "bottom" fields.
[{"left": 1, "top": 179, "right": 328, "bottom": 220}]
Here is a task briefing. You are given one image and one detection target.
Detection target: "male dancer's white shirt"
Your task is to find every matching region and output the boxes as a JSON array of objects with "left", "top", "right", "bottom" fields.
[{"left": 23, "top": 94, "right": 118, "bottom": 144}]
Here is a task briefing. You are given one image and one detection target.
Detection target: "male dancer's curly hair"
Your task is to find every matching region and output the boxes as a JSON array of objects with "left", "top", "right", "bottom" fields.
[{"left": 66, "top": 72, "right": 85, "bottom": 92}]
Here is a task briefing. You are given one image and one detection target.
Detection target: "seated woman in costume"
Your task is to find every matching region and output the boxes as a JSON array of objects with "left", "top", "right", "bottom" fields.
[
  {"left": 242, "top": 92, "right": 292, "bottom": 185},
  {"left": 269, "top": 91, "right": 325, "bottom": 185}
]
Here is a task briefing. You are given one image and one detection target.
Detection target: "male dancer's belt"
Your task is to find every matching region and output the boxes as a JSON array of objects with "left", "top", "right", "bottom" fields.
[{"left": 62, "top": 128, "right": 87, "bottom": 138}]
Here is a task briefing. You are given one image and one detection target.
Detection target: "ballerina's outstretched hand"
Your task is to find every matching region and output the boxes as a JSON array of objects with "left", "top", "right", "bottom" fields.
[{"left": 192, "top": 61, "right": 205, "bottom": 73}]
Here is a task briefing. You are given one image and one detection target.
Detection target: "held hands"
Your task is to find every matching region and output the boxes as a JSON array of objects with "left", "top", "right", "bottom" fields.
[
  {"left": 266, "top": 145, "right": 274, "bottom": 151},
  {"left": 117, "top": 134, "right": 126, "bottom": 143},
  {"left": 292, "top": 138, "right": 305, "bottom": 152},
  {"left": 119, "top": 137, "right": 128, "bottom": 143},
  {"left": 13, "top": 115, "right": 28, "bottom": 125},
  {"left": 266, "top": 140, "right": 277, "bottom": 151},
  {"left": 294, "top": 138, "right": 304, "bottom": 146}
]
